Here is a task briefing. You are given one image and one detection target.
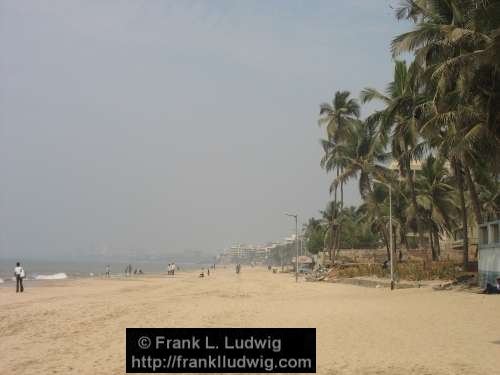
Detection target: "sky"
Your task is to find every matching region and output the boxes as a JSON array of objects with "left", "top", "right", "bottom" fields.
[{"left": 0, "top": 0, "right": 409, "bottom": 259}]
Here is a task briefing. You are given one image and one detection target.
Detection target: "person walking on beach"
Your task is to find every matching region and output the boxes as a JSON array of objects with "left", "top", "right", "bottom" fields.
[
  {"left": 14, "top": 262, "right": 25, "bottom": 293},
  {"left": 105, "top": 265, "right": 110, "bottom": 278}
]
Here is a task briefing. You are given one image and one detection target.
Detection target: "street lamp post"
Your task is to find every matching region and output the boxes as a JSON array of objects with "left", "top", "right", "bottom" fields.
[
  {"left": 373, "top": 180, "right": 395, "bottom": 290},
  {"left": 285, "top": 213, "right": 299, "bottom": 283}
]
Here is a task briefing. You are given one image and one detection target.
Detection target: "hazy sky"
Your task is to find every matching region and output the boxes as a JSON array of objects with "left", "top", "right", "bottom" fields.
[{"left": 0, "top": 0, "right": 408, "bottom": 259}]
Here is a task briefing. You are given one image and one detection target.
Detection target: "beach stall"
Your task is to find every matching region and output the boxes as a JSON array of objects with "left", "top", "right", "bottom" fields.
[{"left": 478, "top": 219, "right": 500, "bottom": 288}]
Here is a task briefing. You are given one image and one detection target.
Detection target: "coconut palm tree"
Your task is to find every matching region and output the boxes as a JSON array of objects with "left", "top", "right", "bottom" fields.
[
  {"left": 303, "top": 218, "right": 326, "bottom": 255},
  {"left": 361, "top": 60, "right": 428, "bottom": 248},
  {"left": 415, "top": 155, "right": 457, "bottom": 260},
  {"left": 318, "top": 91, "right": 361, "bottom": 259},
  {"left": 318, "top": 91, "right": 361, "bottom": 207},
  {"left": 391, "top": 0, "right": 500, "bottom": 263},
  {"left": 312, "top": 1, "right": 500, "bottom": 269},
  {"left": 332, "top": 120, "right": 390, "bottom": 199},
  {"left": 357, "top": 184, "right": 398, "bottom": 259},
  {"left": 319, "top": 201, "right": 341, "bottom": 262}
]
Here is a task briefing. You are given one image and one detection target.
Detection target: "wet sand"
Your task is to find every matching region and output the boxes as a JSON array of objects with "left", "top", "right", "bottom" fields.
[{"left": 0, "top": 267, "right": 499, "bottom": 374}]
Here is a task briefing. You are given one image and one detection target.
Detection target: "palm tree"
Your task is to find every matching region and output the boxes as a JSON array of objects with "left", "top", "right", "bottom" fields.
[
  {"left": 332, "top": 120, "right": 397, "bottom": 258},
  {"left": 318, "top": 91, "right": 361, "bottom": 258},
  {"left": 319, "top": 201, "right": 341, "bottom": 262},
  {"left": 332, "top": 120, "right": 390, "bottom": 199},
  {"left": 357, "top": 185, "right": 396, "bottom": 259},
  {"left": 312, "top": 1, "right": 500, "bottom": 269},
  {"left": 415, "top": 155, "right": 457, "bottom": 260},
  {"left": 318, "top": 91, "right": 360, "bottom": 207},
  {"left": 303, "top": 218, "right": 325, "bottom": 255},
  {"left": 361, "top": 60, "right": 428, "bottom": 248},
  {"left": 392, "top": 0, "right": 500, "bottom": 263}
]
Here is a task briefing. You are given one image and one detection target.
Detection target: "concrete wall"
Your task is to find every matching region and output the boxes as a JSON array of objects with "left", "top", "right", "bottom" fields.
[
  {"left": 478, "top": 247, "right": 500, "bottom": 288},
  {"left": 478, "top": 220, "right": 500, "bottom": 288}
]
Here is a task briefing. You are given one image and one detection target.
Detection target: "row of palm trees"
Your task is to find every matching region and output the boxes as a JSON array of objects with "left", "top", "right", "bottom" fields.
[{"left": 311, "top": 0, "right": 500, "bottom": 264}]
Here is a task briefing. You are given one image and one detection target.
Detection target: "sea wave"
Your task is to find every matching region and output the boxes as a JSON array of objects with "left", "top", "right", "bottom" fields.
[{"left": 34, "top": 273, "right": 68, "bottom": 280}]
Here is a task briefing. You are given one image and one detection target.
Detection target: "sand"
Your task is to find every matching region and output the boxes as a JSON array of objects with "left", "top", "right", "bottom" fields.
[{"left": 0, "top": 267, "right": 499, "bottom": 375}]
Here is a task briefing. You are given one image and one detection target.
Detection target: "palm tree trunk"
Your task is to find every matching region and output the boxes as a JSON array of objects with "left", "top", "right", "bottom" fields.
[
  {"left": 334, "top": 167, "right": 339, "bottom": 205},
  {"left": 464, "top": 166, "right": 483, "bottom": 225},
  {"left": 430, "top": 225, "right": 437, "bottom": 261},
  {"left": 340, "top": 166, "right": 344, "bottom": 209},
  {"left": 403, "top": 227, "right": 410, "bottom": 250},
  {"left": 433, "top": 230, "right": 441, "bottom": 260},
  {"left": 381, "top": 227, "right": 390, "bottom": 260},
  {"left": 335, "top": 223, "right": 342, "bottom": 258},
  {"left": 330, "top": 225, "right": 337, "bottom": 264},
  {"left": 337, "top": 166, "right": 343, "bottom": 259},
  {"left": 407, "top": 168, "right": 424, "bottom": 248},
  {"left": 454, "top": 159, "right": 469, "bottom": 266},
  {"left": 399, "top": 226, "right": 406, "bottom": 261},
  {"left": 328, "top": 228, "right": 334, "bottom": 262},
  {"left": 330, "top": 200, "right": 337, "bottom": 263}
]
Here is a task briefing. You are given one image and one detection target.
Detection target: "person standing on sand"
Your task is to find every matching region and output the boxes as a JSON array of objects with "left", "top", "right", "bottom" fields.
[
  {"left": 14, "top": 262, "right": 25, "bottom": 293},
  {"left": 105, "top": 265, "right": 110, "bottom": 278}
]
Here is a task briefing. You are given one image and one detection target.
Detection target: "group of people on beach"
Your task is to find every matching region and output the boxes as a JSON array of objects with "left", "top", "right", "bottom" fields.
[
  {"left": 199, "top": 264, "right": 216, "bottom": 278},
  {"left": 104, "top": 264, "right": 143, "bottom": 278},
  {"left": 167, "top": 263, "right": 177, "bottom": 276},
  {"left": 9, "top": 260, "right": 500, "bottom": 295},
  {"left": 123, "top": 264, "right": 143, "bottom": 277}
]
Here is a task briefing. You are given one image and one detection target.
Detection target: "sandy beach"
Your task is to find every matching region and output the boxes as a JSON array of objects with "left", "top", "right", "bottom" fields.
[{"left": 0, "top": 267, "right": 499, "bottom": 375}]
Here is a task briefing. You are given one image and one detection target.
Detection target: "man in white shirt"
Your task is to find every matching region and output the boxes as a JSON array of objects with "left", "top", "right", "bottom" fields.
[{"left": 14, "top": 262, "right": 24, "bottom": 293}]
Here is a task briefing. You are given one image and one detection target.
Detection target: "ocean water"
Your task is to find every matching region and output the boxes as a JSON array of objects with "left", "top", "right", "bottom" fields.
[{"left": 0, "top": 258, "right": 209, "bottom": 286}]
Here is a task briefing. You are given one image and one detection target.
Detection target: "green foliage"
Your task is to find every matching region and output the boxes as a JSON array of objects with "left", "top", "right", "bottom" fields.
[
  {"left": 337, "top": 207, "right": 380, "bottom": 249},
  {"left": 305, "top": 232, "right": 324, "bottom": 255},
  {"left": 315, "top": 1, "right": 500, "bottom": 262},
  {"left": 270, "top": 243, "right": 296, "bottom": 266},
  {"left": 303, "top": 206, "right": 380, "bottom": 254}
]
